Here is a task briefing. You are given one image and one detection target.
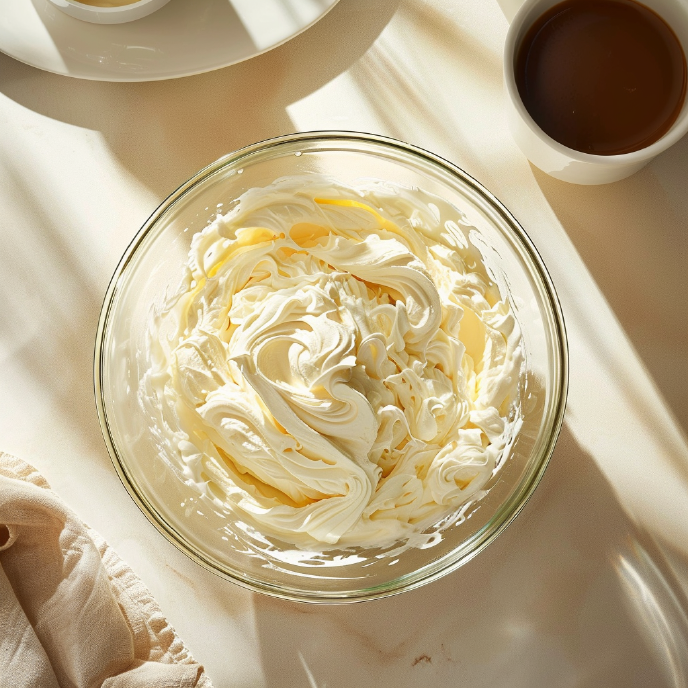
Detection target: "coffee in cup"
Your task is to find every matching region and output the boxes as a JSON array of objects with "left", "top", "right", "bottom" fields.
[
  {"left": 515, "top": 0, "right": 686, "bottom": 156},
  {"left": 503, "top": 0, "right": 688, "bottom": 184}
]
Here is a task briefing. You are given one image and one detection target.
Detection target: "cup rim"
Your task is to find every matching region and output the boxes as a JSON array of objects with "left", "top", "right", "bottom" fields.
[{"left": 504, "top": 0, "right": 688, "bottom": 166}]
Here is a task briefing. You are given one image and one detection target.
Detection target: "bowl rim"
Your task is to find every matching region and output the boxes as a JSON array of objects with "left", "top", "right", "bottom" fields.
[{"left": 94, "top": 130, "right": 569, "bottom": 604}]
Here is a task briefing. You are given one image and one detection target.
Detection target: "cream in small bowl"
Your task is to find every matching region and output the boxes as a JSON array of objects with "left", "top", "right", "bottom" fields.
[{"left": 49, "top": 0, "right": 171, "bottom": 24}]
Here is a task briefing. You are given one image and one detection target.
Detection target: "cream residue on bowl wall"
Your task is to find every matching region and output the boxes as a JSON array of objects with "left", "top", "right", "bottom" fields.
[{"left": 140, "top": 176, "right": 524, "bottom": 552}]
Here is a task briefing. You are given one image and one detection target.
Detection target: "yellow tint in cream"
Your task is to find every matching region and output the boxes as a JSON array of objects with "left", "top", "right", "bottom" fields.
[{"left": 141, "top": 176, "right": 524, "bottom": 551}]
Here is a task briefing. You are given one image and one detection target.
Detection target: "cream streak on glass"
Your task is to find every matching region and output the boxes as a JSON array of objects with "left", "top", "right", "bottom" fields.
[{"left": 141, "top": 176, "right": 524, "bottom": 550}]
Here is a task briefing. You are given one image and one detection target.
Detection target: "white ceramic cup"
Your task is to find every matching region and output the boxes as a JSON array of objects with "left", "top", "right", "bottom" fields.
[{"left": 501, "top": 0, "right": 688, "bottom": 184}]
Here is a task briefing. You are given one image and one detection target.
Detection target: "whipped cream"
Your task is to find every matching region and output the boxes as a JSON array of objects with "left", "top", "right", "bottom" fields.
[{"left": 141, "top": 176, "right": 523, "bottom": 550}]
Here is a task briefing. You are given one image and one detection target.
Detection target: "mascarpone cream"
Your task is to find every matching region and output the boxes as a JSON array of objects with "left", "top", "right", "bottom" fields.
[{"left": 141, "top": 176, "right": 523, "bottom": 549}]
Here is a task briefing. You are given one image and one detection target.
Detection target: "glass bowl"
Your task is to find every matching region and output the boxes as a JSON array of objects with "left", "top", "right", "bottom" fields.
[{"left": 95, "top": 132, "right": 568, "bottom": 603}]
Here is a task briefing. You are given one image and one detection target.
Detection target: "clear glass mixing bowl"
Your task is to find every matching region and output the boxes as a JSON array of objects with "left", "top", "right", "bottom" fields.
[{"left": 95, "top": 132, "right": 568, "bottom": 603}]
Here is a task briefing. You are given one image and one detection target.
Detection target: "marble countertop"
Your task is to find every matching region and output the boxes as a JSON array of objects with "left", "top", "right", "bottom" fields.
[{"left": 1, "top": 1, "right": 687, "bottom": 686}]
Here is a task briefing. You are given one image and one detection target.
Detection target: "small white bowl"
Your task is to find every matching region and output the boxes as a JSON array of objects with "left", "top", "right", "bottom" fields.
[{"left": 49, "top": 0, "right": 171, "bottom": 24}]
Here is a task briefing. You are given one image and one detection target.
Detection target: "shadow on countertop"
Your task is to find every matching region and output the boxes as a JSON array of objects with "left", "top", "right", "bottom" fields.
[
  {"left": 532, "top": 135, "right": 688, "bottom": 438},
  {"left": 250, "top": 423, "right": 688, "bottom": 688},
  {"left": 0, "top": 0, "right": 402, "bottom": 198},
  {"left": 0, "top": 0, "right": 401, "bottom": 478}
]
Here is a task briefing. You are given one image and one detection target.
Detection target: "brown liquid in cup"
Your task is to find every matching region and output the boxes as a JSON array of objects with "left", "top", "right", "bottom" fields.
[{"left": 515, "top": 0, "right": 687, "bottom": 155}]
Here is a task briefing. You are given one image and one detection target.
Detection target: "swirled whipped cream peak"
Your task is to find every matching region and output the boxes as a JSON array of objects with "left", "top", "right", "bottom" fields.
[{"left": 141, "top": 176, "right": 524, "bottom": 550}]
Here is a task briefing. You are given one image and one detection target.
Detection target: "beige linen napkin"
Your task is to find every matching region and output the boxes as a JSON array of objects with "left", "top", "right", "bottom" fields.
[{"left": 0, "top": 452, "right": 213, "bottom": 688}]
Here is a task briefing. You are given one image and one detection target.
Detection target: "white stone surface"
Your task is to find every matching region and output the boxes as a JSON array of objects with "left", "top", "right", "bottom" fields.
[{"left": 1, "top": 1, "right": 687, "bottom": 686}]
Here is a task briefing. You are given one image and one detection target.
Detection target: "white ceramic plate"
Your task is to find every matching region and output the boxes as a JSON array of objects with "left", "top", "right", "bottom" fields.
[{"left": 0, "top": 0, "right": 339, "bottom": 82}]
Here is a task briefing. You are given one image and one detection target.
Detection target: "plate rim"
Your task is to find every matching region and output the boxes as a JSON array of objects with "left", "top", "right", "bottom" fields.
[{"left": 0, "top": 0, "right": 340, "bottom": 82}]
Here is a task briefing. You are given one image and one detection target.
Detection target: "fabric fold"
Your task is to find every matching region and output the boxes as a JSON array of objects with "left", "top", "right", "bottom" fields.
[{"left": 0, "top": 452, "right": 212, "bottom": 688}]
